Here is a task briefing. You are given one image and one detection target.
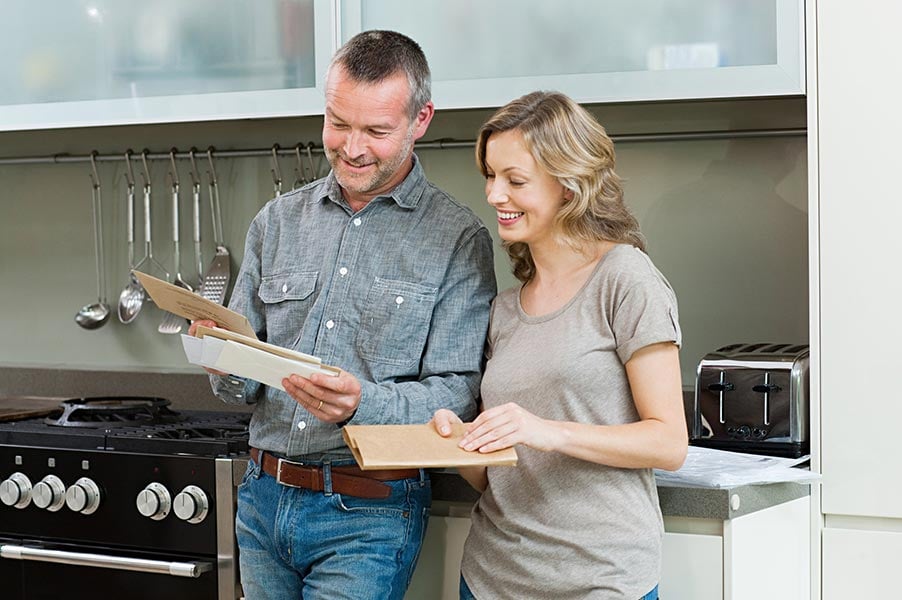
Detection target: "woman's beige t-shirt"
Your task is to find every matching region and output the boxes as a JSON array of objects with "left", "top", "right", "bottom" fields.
[{"left": 462, "top": 244, "right": 681, "bottom": 600}]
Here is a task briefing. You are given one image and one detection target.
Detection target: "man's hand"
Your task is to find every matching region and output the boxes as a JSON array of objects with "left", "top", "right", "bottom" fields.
[
  {"left": 188, "top": 319, "right": 228, "bottom": 376},
  {"left": 283, "top": 370, "right": 362, "bottom": 424},
  {"left": 431, "top": 408, "right": 464, "bottom": 436}
]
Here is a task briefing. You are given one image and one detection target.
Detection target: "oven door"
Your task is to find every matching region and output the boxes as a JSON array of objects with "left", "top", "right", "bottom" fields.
[{"left": 0, "top": 538, "right": 220, "bottom": 600}]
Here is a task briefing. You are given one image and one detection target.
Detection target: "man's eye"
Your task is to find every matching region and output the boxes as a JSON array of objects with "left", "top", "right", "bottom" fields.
[{"left": 331, "top": 122, "right": 349, "bottom": 129}]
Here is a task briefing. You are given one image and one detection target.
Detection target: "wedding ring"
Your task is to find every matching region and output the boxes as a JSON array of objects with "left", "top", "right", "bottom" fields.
[{"left": 317, "top": 400, "right": 324, "bottom": 411}]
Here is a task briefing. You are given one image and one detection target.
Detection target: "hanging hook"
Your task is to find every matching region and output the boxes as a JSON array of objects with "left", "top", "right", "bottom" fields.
[
  {"left": 89, "top": 151, "right": 100, "bottom": 189},
  {"left": 140, "top": 149, "right": 152, "bottom": 190},
  {"left": 206, "top": 146, "right": 218, "bottom": 186},
  {"left": 123, "top": 149, "right": 135, "bottom": 189},
  {"left": 188, "top": 147, "right": 200, "bottom": 188},
  {"left": 306, "top": 142, "right": 317, "bottom": 182},
  {"left": 293, "top": 143, "right": 306, "bottom": 188},
  {"left": 270, "top": 144, "right": 282, "bottom": 197},
  {"left": 168, "top": 148, "right": 180, "bottom": 190}
]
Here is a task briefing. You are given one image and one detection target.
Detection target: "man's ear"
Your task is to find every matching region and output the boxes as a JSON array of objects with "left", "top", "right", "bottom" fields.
[{"left": 411, "top": 101, "right": 435, "bottom": 141}]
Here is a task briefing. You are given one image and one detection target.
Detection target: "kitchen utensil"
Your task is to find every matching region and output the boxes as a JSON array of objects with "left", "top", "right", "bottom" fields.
[
  {"left": 292, "top": 144, "right": 307, "bottom": 189},
  {"left": 75, "top": 154, "right": 111, "bottom": 330},
  {"left": 692, "top": 342, "right": 810, "bottom": 458},
  {"left": 158, "top": 150, "right": 193, "bottom": 334},
  {"left": 122, "top": 152, "right": 169, "bottom": 320},
  {"left": 117, "top": 150, "right": 145, "bottom": 324},
  {"left": 188, "top": 148, "right": 204, "bottom": 286},
  {"left": 198, "top": 148, "right": 230, "bottom": 305},
  {"left": 270, "top": 144, "right": 282, "bottom": 199}
]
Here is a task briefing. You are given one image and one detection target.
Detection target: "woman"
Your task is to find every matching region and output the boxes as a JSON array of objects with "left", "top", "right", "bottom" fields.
[{"left": 433, "top": 91, "right": 687, "bottom": 600}]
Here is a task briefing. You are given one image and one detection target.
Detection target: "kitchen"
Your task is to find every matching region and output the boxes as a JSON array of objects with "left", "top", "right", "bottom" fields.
[{"left": 0, "top": 1, "right": 895, "bottom": 599}]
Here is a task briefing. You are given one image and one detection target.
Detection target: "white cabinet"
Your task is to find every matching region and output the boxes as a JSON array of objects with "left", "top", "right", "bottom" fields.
[
  {"left": 339, "top": 0, "right": 805, "bottom": 109},
  {"left": 0, "top": 0, "right": 333, "bottom": 131},
  {"left": 662, "top": 497, "right": 810, "bottom": 600},
  {"left": 822, "top": 528, "right": 902, "bottom": 600},
  {"left": 818, "top": 0, "right": 902, "bottom": 521}
]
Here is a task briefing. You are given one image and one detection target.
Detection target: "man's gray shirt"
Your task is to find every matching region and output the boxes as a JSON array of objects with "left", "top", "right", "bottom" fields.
[{"left": 211, "top": 156, "right": 497, "bottom": 457}]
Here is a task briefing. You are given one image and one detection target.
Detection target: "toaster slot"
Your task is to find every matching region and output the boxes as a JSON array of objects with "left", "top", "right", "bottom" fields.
[
  {"left": 706, "top": 371, "right": 734, "bottom": 424},
  {"left": 752, "top": 372, "right": 783, "bottom": 426}
]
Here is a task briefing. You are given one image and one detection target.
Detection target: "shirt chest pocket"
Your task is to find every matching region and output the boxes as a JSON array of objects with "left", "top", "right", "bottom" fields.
[
  {"left": 257, "top": 271, "right": 318, "bottom": 347},
  {"left": 357, "top": 277, "right": 438, "bottom": 367}
]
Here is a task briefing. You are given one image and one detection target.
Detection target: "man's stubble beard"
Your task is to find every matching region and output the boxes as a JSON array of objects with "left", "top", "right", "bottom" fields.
[{"left": 326, "top": 125, "right": 416, "bottom": 196}]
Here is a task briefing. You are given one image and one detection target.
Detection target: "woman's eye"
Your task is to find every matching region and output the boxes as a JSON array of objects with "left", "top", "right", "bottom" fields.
[{"left": 510, "top": 180, "right": 525, "bottom": 186}]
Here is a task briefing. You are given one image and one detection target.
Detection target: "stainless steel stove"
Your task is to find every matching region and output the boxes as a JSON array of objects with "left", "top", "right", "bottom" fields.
[{"left": 0, "top": 397, "right": 249, "bottom": 600}]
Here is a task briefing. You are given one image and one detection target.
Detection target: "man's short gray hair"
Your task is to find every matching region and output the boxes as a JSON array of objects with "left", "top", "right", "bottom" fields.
[{"left": 328, "top": 30, "right": 432, "bottom": 121}]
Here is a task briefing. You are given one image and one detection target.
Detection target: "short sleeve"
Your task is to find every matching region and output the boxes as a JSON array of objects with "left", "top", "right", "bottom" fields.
[{"left": 612, "top": 278, "right": 681, "bottom": 364}]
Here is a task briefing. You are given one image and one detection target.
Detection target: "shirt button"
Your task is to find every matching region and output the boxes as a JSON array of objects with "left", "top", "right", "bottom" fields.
[
  {"left": 395, "top": 296, "right": 405, "bottom": 306},
  {"left": 326, "top": 320, "right": 335, "bottom": 329},
  {"left": 353, "top": 217, "right": 362, "bottom": 227},
  {"left": 297, "top": 421, "right": 307, "bottom": 431},
  {"left": 282, "top": 283, "right": 288, "bottom": 293},
  {"left": 339, "top": 267, "right": 348, "bottom": 276}
]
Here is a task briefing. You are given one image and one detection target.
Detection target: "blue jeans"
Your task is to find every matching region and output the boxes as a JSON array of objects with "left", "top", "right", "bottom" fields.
[
  {"left": 459, "top": 576, "right": 659, "bottom": 599},
  {"left": 236, "top": 457, "right": 431, "bottom": 600}
]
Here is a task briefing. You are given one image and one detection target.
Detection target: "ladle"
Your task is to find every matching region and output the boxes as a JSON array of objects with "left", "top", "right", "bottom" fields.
[
  {"left": 119, "top": 151, "right": 168, "bottom": 323},
  {"left": 117, "top": 150, "right": 144, "bottom": 324},
  {"left": 75, "top": 153, "right": 111, "bottom": 329}
]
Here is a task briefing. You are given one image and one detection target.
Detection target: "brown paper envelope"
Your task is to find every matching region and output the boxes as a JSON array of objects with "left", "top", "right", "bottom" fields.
[
  {"left": 133, "top": 271, "right": 257, "bottom": 339},
  {"left": 342, "top": 423, "right": 518, "bottom": 470},
  {"left": 195, "top": 325, "right": 339, "bottom": 375}
]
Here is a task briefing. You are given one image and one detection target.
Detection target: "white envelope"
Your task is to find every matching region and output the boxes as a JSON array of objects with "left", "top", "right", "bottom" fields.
[{"left": 180, "top": 334, "right": 337, "bottom": 392}]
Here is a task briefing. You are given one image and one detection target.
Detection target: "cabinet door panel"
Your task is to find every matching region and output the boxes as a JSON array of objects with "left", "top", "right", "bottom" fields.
[
  {"left": 661, "top": 532, "right": 723, "bottom": 600},
  {"left": 823, "top": 528, "right": 902, "bottom": 599}
]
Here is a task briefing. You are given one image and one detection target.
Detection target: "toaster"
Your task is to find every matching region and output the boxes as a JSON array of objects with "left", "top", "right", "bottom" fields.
[{"left": 691, "top": 343, "right": 809, "bottom": 458}]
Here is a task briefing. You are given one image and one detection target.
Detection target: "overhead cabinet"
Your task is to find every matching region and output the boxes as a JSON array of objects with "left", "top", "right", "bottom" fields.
[
  {"left": 0, "top": 0, "right": 333, "bottom": 131},
  {"left": 0, "top": 0, "right": 804, "bottom": 131},
  {"left": 339, "top": 0, "right": 805, "bottom": 109}
]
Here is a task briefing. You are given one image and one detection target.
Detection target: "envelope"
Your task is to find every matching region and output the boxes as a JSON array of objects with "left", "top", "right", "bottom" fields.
[
  {"left": 133, "top": 270, "right": 257, "bottom": 339},
  {"left": 342, "top": 423, "right": 518, "bottom": 470},
  {"left": 180, "top": 332, "right": 338, "bottom": 392}
]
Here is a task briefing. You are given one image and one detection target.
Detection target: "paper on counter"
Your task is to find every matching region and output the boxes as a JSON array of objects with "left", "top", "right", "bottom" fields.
[
  {"left": 133, "top": 270, "right": 257, "bottom": 339},
  {"left": 343, "top": 423, "right": 518, "bottom": 470},
  {"left": 654, "top": 446, "right": 820, "bottom": 488}
]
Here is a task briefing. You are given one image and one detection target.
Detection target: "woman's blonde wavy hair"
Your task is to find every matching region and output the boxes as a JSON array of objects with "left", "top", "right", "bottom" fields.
[{"left": 476, "top": 91, "right": 645, "bottom": 283}]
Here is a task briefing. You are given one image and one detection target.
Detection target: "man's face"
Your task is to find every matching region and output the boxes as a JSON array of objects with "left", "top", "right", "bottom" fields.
[{"left": 322, "top": 66, "right": 433, "bottom": 206}]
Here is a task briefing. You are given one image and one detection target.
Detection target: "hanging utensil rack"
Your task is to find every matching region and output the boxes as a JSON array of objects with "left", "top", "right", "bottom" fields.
[{"left": 0, "top": 128, "right": 806, "bottom": 166}]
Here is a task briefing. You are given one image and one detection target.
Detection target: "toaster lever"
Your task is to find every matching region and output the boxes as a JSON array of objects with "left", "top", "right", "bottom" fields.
[
  {"left": 707, "top": 382, "right": 735, "bottom": 392},
  {"left": 752, "top": 384, "right": 782, "bottom": 393}
]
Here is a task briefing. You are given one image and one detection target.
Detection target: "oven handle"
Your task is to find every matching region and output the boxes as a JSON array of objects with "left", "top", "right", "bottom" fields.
[{"left": 0, "top": 544, "right": 212, "bottom": 578}]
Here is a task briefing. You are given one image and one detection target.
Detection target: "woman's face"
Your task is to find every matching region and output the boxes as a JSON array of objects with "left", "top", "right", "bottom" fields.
[{"left": 484, "top": 129, "right": 567, "bottom": 247}]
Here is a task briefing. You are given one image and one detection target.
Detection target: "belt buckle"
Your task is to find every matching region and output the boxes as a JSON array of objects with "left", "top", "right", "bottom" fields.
[{"left": 276, "top": 457, "right": 304, "bottom": 488}]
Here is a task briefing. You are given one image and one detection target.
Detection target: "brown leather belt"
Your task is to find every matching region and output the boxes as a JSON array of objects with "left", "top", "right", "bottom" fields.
[{"left": 250, "top": 448, "right": 420, "bottom": 499}]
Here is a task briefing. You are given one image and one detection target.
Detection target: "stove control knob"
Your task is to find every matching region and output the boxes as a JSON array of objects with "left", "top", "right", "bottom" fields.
[
  {"left": 32, "top": 475, "right": 66, "bottom": 512},
  {"left": 173, "top": 486, "right": 209, "bottom": 524},
  {"left": 0, "top": 472, "right": 33, "bottom": 509},
  {"left": 136, "top": 483, "right": 171, "bottom": 521},
  {"left": 65, "top": 477, "right": 101, "bottom": 515}
]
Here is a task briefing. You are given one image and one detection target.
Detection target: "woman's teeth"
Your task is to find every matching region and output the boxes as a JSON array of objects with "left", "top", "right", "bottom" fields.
[{"left": 498, "top": 211, "right": 524, "bottom": 221}]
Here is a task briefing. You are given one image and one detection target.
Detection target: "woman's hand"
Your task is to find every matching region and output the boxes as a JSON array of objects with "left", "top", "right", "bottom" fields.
[
  {"left": 431, "top": 408, "right": 463, "bottom": 436},
  {"left": 188, "top": 319, "right": 227, "bottom": 376},
  {"left": 460, "top": 402, "right": 562, "bottom": 453}
]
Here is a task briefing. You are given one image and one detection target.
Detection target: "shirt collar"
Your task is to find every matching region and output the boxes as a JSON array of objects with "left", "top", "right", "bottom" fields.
[{"left": 317, "top": 154, "right": 427, "bottom": 211}]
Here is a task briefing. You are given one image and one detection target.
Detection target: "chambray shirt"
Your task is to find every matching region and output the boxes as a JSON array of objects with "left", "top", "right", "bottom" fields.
[{"left": 211, "top": 156, "right": 497, "bottom": 457}]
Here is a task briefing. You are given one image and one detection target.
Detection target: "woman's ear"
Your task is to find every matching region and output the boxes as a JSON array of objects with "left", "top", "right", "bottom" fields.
[{"left": 563, "top": 188, "right": 574, "bottom": 202}]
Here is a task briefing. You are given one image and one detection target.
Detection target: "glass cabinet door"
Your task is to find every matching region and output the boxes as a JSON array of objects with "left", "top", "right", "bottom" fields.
[
  {"left": 0, "top": 0, "right": 334, "bottom": 130},
  {"left": 339, "top": 0, "right": 804, "bottom": 108}
]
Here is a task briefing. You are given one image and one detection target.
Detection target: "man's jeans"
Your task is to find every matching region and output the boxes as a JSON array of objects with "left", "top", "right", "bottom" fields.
[{"left": 236, "top": 457, "right": 431, "bottom": 600}]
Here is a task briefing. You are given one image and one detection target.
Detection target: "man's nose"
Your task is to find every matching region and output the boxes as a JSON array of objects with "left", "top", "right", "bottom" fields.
[{"left": 342, "top": 130, "right": 365, "bottom": 159}]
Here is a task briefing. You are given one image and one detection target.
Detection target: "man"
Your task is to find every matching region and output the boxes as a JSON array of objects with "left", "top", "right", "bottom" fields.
[{"left": 189, "top": 30, "right": 496, "bottom": 600}]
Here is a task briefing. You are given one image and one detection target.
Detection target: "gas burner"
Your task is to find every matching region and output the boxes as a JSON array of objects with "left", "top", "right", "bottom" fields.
[{"left": 44, "top": 396, "right": 183, "bottom": 428}]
